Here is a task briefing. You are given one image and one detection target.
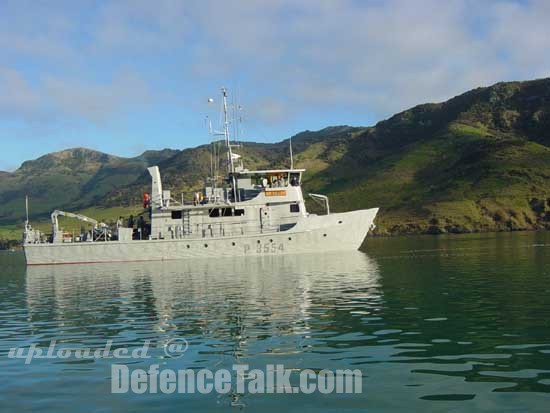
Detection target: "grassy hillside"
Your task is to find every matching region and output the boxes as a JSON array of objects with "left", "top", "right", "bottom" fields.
[
  {"left": 1, "top": 78, "right": 549, "bottom": 243},
  {"left": 0, "top": 148, "right": 177, "bottom": 222},
  {"left": 306, "top": 79, "right": 550, "bottom": 234}
]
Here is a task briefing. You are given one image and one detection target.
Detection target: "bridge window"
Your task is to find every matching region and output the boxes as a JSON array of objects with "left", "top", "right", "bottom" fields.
[
  {"left": 171, "top": 211, "right": 182, "bottom": 219},
  {"left": 290, "top": 203, "right": 300, "bottom": 213},
  {"left": 289, "top": 172, "right": 301, "bottom": 186},
  {"left": 209, "top": 208, "right": 245, "bottom": 217}
]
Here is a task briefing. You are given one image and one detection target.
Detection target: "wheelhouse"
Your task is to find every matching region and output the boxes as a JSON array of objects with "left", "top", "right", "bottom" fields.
[{"left": 229, "top": 169, "right": 305, "bottom": 202}]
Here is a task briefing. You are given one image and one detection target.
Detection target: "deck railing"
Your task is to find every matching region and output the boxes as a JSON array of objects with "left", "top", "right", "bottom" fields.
[{"left": 169, "top": 216, "right": 298, "bottom": 240}]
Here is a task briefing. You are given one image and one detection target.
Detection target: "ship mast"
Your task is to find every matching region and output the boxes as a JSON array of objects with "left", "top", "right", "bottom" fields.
[
  {"left": 208, "top": 87, "right": 240, "bottom": 202},
  {"left": 290, "top": 136, "right": 294, "bottom": 169},
  {"left": 221, "top": 87, "right": 235, "bottom": 174}
]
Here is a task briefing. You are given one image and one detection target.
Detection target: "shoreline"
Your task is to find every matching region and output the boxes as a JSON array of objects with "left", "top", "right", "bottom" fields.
[{"left": 371, "top": 226, "right": 550, "bottom": 238}]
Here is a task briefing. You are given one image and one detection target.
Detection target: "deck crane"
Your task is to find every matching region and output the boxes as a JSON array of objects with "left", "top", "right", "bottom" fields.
[{"left": 51, "top": 210, "right": 105, "bottom": 243}]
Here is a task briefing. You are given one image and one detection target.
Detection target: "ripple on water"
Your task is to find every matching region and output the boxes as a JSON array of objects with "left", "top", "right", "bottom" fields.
[
  {"left": 1, "top": 233, "right": 550, "bottom": 411},
  {"left": 420, "top": 394, "right": 476, "bottom": 401}
]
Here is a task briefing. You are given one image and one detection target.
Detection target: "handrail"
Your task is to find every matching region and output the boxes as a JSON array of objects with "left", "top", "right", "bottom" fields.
[
  {"left": 168, "top": 215, "right": 299, "bottom": 239},
  {"left": 308, "top": 193, "right": 330, "bottom": 215}
]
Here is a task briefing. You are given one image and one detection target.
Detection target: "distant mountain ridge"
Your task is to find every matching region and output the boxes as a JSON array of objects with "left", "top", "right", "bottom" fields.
[
  {"left": 0, "top": 147, "right": 178, "bottom": 224},
  {"left": 1, "top": 78, "right": 549, "bottom": 238}
]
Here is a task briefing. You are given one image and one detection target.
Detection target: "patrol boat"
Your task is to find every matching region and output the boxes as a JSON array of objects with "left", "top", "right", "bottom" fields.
[{"left": 22, "top": 88, "right": 378, "bottom": 265}]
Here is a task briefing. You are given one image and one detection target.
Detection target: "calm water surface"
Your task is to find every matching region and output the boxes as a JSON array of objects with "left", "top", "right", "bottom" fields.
[{"left": 1, "top": 231, "right": 549, "bottom": 412}]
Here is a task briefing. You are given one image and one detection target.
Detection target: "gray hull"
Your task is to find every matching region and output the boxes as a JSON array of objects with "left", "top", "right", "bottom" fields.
[{"left": 24, "top": 208, "right": 378, "bottom": 265}]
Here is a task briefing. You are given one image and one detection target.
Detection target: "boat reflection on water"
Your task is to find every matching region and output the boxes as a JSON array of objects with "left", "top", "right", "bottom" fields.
[
  {"left": 18, "top": 251, "right": 378, "bottom": 408},
  {"left": 11, "top": 233, "right": 550, "bottom": 411},
  {"left": 25, "top": 251, "right": 381, "bottom": 359}
]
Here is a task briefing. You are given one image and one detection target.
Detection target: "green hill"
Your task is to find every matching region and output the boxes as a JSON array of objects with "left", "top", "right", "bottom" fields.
[
  {"left": 1, "top": 78, "right": 549, "bottom": 243},
  {"left": 0, "top": 148, "right": 177, "bottom": 223},
  {"left": 307, "top": 79, "right": 550, "bottom": 234}
]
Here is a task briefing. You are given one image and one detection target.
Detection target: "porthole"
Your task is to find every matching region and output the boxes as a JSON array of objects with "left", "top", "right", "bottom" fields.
[
  {"left": 288, "top": 237, "right": 292, "bottom": 241},
  {"left": 323, "top": 233, "right": 327, "bottom": 237},
  {"left": 204, "top": 244, "right": 208, "bottom": 248},
  {"left": 257, "top": 240, "right": 261, "bottom": 244},
  {"left": 338, "top": 220, "right": 343, "bottom": 224},
  {"left": 232, "top": 242, "right": 236, "bottom": 246},
  {"left": 186, "top": 245, "right": 190, "bottom": 248},
  {"left": 269, "top": 239, "right": 273, "bottom": 243}
]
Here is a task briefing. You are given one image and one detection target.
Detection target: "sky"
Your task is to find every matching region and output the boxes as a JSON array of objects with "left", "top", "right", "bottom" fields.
[{"left": 1, "top": 0, "right": 549, "bottom": 171}]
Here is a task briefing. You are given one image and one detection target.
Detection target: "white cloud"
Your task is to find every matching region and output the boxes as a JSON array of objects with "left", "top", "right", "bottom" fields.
[
  {"left": 184, "top": 0, "right": 550, "bottom": 118},
  {"left": 0, "top": 66, "right": 153, "bottom": 125},
  {"left": 93, "top": 0, "right": 189, "bottom": 51},
  {"left": 0, "top": 67, "right": 41, "bottom": 118},
  {"left": 1, "top": 0, "right": 550, "bottom": 130},
  {"left": 43, "top": 71, "right": 152, "bottom": 123}
]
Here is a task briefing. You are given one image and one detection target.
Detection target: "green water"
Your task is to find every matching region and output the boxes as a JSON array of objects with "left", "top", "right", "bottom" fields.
[{"left": 1, "top": 231, "right": 549, "bottom": 411}]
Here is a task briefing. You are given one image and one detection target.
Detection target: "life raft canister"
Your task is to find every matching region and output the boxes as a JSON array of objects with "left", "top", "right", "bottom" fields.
[{"left": 143, "top": 193, "right": 151, "bottom": 208}]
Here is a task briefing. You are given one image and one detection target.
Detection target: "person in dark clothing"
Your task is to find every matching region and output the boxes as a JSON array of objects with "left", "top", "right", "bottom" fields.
[
  {"left": 128, "top": 215, "right": 135, "bottom": 229},
  {"left": 137, "top": 215, "right": 145, "bottom": 231}
]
